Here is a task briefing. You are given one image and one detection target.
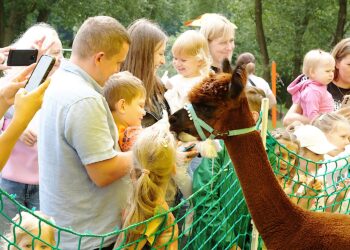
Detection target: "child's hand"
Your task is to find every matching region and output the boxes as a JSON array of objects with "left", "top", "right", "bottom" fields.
[
  {"left": 295, "top": 174, "right": 307, "bottom": 184},
  {"left": 305, "top": 179, "right": 323, "bottom": 196},
  {"left": 19, "top": 128, "right": 37, "bottom": 146}
]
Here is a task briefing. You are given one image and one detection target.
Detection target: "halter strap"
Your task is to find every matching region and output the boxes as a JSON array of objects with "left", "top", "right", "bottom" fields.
[{"left": 184, "top": 103, "right": 256, "bottom": 140}]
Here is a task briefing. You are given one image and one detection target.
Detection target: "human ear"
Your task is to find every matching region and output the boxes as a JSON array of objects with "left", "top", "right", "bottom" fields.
[
  {"left": 94, "top": 52, "right": 105, "bottom": 65},
  {"left": 116, "top": 99, "right": 127, "bottom": 114}
]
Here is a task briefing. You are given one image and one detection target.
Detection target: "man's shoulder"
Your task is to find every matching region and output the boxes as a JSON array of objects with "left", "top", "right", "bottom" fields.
[{"left": 49, "top": 69, "right": 102, "bottom": 104}]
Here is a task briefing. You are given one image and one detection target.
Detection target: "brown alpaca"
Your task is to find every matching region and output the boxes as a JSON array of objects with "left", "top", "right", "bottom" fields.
[{"left": 169, "top": 61, "right": 350, "bottom": 249}]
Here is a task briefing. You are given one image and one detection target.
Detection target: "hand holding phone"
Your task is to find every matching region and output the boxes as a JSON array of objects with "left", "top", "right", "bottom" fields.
[
  {"left": 7, "top": 49, "right": 38, "bottom": 66},
  {"left": 25, "top": 55, "right": 55, "bottom": 92}
]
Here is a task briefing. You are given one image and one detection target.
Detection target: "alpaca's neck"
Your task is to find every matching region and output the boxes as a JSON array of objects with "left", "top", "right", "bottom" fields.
[{"left": 224, "top": 122, "right": 303, "bottom": 239}]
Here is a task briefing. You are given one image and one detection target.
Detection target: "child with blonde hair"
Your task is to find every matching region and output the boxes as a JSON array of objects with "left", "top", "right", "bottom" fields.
[
  {"left": 2, "top": 211, "right": 56, "bottom": 250},
  {"left": 312, "top": 112, "right": 350, "bottom": 212},
  {"left": 103, "top": 71, "right": 146, "bottom": 152},
  {"left": 290, "top": 124, "right": 336, "bottom": 210},
  {"left": 115, "top": 123, "right": 178, "bottom": 249},
  {"left": 165, "top": 30, "right": 211, "bottom": 114},
  {"left": 287, "top": 49, "right": 335, "bottom": 121},
  {"left": 269, "top": 128, "right": 301, "bottom": 192}
]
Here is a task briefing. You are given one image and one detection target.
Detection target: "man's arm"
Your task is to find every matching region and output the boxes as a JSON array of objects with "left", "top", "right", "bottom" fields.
[{"left": 86, "top": 151, "right": 132, "bottom": 187}]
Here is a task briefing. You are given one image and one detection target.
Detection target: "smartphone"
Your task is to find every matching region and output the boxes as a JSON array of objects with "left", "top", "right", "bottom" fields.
[
  {"left": 25, "top": 55, "right": 55, "bottom": 92},
  {"left": 7, "top": 49, "right": 38, "bottom": 66},
  {"left": 179, "top": 143, "right": 196, "bottom": 152},
  {"left": 341, "top": 95, "right": 350, "bottom": 108}
]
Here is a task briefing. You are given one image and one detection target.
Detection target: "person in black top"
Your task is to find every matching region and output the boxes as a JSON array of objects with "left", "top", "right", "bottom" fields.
[{"left": 121, "top": 19, "right": 170, "bottom": 127}]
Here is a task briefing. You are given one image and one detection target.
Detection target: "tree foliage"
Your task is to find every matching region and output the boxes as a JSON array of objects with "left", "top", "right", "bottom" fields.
[{"left": 1, "top": 0, "right": 349, "bottom": 105}]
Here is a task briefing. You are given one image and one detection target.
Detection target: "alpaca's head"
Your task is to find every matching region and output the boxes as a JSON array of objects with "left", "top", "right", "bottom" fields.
[{"left": 169, "top": 59, "right": 253, "bottom": 141}]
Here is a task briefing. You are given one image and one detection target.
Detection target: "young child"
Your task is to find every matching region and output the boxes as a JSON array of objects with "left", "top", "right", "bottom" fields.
[
  {"left": 103, "top": 71, "right": 146, "bottom": 152},
  {"left": 287, "top": 49, "right": 335, "bottom": 121},
  {"left": 269, "top": 128, "right": 300, "bottom": 192},
  {"left": 290, "top": 124, "right": 336, "bottom": 210},
  {"left": 2, "top": 211, "right": 56, "bottom": 250},
  {"left": 165, "top": 30, "right": 211, "bottom": 114},
  {"left": 312, "top": 112, "right": 350, "bottom": 212},
  {"left": 115, "top": 123, "right": 178, "bottom": 249}
]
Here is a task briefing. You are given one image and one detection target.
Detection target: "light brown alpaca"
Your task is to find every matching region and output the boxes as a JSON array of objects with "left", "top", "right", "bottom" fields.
[{"left": 169, "top": 61, "right": 350, "bottom": 249}]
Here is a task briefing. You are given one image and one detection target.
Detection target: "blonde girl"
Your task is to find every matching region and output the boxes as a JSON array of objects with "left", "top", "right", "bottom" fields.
[
  {"left": 165, "top": 30, "right": 211, "bottom": 114},
  {"left": 2, "top": 211, "right": 56, "bottom": 250},
  {"left": 312, "top": 113, "right": 350, "bottom": 212},
  {"left": 271, "top": 128, "right": 300, "bottom": 193},
  {"left": 290, "top": 124, "right": 336, "bottom": 210},
  {"left": 115, "top": 124, "right": 178, "bottom": 249}
]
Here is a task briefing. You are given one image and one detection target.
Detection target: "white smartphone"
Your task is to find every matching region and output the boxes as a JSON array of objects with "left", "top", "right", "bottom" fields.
[{"left": 25, "top": 55, "right": 55, "bottom": 92}]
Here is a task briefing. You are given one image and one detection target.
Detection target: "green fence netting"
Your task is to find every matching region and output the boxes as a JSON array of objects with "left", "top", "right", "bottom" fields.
[
  {"left": 1, "top": 131, "right": 350, "bottom": 249},
  {"left": 0, "top": 157, "right": 251, "bottom": 250}
]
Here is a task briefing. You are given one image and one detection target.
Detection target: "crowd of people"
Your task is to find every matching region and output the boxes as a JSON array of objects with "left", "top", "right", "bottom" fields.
[{"left": 0, "top": 11, "right": 349, "bottom": 250}]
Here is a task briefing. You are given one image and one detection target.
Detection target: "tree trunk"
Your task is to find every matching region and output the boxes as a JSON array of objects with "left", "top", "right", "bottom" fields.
[
  {"left": 3, "top": 9, "right": 27, "bottom": 46},
  {"left": 0, "top": 0, "right": 4, "bottom": 46},
  {"left": 291, "top": 7, "right": 311, "bottom": 78},
  {"left": 37, "top": 8, "right": 51, "bottom": 23},
  {"left": 331, "top": 0, "right": 347, "bottom": 47},
  {"left": 255, "top": 0, "right": 270, "bottom": 81}
]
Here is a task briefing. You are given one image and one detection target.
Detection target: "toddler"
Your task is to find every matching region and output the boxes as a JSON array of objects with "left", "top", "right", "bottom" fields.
[
  {"left": 2, "top": 211, "right": 55, "bottom": 250},
  {"left": 269, "top": 128, "right": 300, "bottom": 192},
  {"left": 165, "top": 30, "right": 211, "bottom": 114},
  {"left": 115, "top": 122, "right": 178, "bottom": 249},
  {"left": 287, "top": 49, "right": 335, "bottom": 120},
  {"left": 103, "top": 71, "right": 146, "bottom": 152},
  {"left": 312, "top": 112, "right": 350, "bottom": 212},
  {"left": 290, "top": 124, "right": 336, "bottom": 209}
]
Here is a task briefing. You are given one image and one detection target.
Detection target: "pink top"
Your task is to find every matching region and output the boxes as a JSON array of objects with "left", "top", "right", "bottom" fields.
[
  {"left": 287, "top": 74, "right": 334, "bottom": 120},
  {"left": 1, "top": 118, "right": 39, "bottom": 184}
]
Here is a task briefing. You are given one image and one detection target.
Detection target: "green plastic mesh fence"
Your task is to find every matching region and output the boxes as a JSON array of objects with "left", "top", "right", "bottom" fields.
[
  {"left": 1, "top": 132, "right": 349, "bottom": 249},
  {"left": 267, "top": 132, "right": 350, "bottom": 213},
  {"left": 0, "top": 156, "right": 251, "bottom": 249}
]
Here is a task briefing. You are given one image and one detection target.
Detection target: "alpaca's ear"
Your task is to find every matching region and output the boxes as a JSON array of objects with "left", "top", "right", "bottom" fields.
[
  {"left": 222, "top": 59, "right": 233, "bottom": 74},
  {"left": 228, "top": 65, "right": 245, "bottom": 99}
]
